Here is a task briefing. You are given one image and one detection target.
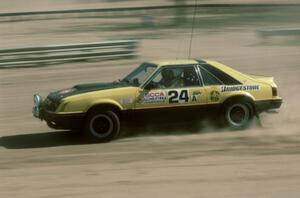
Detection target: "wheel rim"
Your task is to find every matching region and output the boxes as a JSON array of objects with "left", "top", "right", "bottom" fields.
[
  {"left": 226, "top": 104, "right": 250, "bottom": 127},
  {"left": 90, "top": 114, "right": 113, "bottom": 138}
]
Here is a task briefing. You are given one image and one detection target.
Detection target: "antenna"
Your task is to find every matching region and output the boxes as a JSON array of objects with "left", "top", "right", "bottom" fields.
[{"left": 188, "top": 0, "right": 198, "bottom": 59}]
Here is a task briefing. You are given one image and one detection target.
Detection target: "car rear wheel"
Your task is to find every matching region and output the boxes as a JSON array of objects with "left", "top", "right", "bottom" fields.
[
  {"left": 84, "top": 110, "right": 120, "bottom": 142},
  {"left": 224, "top": 102, "right": 252, "bottom": 129}
]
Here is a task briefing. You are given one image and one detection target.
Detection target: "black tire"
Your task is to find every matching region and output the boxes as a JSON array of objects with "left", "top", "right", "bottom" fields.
[
  {"left": 224, "top": 101, "right": 253, "bottom": 130},
  {"left": 84, "top": 110, "right": 120, "bottom": 142}
]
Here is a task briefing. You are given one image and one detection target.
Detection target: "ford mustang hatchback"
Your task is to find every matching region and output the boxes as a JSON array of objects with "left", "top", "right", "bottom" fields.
[{"left": 33, "top": 59, "right": 282, "bottom": 142}]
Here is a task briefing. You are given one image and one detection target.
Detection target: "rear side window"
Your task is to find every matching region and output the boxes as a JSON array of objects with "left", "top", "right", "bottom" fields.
[
  {"left": 200, "top": 67, "right": 224, "bottom": 86},
  {"left": 201, "top": 64, "right": 241, "bottom": 85}
]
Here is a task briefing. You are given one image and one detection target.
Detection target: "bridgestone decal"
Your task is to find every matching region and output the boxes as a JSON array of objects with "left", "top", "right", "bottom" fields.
[{"left": 221, "top": 85, "right": 260, "bottom": 92}]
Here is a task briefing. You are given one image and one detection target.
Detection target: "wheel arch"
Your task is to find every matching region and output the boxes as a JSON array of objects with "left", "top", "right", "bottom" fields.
[
  {"left": 221, "top": 94, "right": 257, "bottom": 116},
  {"left": 85, "top": 100, "right": 123, "bottom": 117}
]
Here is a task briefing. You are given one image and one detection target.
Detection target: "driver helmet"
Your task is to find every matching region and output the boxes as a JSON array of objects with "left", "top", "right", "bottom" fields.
[{"left": 161, "top": 69, "right": 174, "bottom": 81}]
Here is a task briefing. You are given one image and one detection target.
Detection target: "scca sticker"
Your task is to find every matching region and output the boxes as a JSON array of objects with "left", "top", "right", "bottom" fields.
[
  {"left": 168, "top": 89, "right": 189, "bottom": 103},
  {"left": 141, "top": 91, "right": 166, "bottom": 104},
  {"left": 221, "top": 85, "right": 260, "bottom": 92}
]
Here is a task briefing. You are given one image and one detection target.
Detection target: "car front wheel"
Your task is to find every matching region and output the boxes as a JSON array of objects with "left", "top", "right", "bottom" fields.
[{"left": 84, "top": 110, "right": 120, "bottom": 142}]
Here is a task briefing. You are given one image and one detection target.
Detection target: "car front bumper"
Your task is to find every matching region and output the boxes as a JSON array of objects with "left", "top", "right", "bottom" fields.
[
  {"left": 32, "top": 94, "right": 85, "bottom": 130},
  {"left": 255, "top": 98, "right": 282, "bottom": 112},
  {"left": 42, "top": 110, "right": 85, "bottom": 129}
]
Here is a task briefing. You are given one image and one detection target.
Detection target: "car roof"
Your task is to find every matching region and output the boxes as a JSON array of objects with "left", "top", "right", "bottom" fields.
[
  {"left": 148, "top": 59, "right": 200, "bottom": 67},
  {"left": 147, "top": 59, "right": 246, "bottom": 82}
]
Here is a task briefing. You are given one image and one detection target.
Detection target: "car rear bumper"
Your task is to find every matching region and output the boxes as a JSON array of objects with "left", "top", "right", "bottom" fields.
[{"left": 255, "top": 98, "right": 282, "bottom": 112}]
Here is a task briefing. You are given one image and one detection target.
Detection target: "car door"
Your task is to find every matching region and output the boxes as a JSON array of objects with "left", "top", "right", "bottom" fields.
[{"left": 133, "top": 65, "right": 207, "bottom": 120}]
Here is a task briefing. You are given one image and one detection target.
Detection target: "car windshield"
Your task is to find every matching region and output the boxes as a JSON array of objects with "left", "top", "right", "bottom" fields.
[{"left": 122, "top": 63, "right": 157, "bottom": 86}]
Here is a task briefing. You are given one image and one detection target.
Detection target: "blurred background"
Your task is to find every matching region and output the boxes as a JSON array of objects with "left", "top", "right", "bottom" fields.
[
  {"left": 1, "top": 1, "right": 300, "bottom": 198},
  {"left": 1, "top": 0, "right": 300, "bottom": 48}
]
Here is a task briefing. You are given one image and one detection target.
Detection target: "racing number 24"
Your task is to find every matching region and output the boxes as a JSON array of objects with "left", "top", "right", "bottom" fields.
[{"left": 168, "top": 90, "right": 189, "bottom": 103}]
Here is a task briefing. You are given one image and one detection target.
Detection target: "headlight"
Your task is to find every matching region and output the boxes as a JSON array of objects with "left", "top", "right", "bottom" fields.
[{"left": 33, "top": 94, "right": 43, "bottom": 107}]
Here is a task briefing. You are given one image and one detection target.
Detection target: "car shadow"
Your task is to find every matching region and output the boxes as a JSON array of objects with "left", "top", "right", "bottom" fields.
[
  {"left": 0, "top": 131, "right": 86, "bottom": 149},
  {"left": 0, "top": 126, "right": 203, "bottom": 149},
  {"left": 0, "top": 120, "right": 239, "bottom": 149},
  {"left": 0, "top": 128, "right": 198, "bottom": 150}
]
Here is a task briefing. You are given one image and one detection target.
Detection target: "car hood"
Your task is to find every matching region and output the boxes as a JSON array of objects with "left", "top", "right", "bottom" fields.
[
  {"left": 73, "top": 82, "right": 122, "bottom": 92},
  {"left": 47, "top": 81, "right": 127, "bottom": 102}
]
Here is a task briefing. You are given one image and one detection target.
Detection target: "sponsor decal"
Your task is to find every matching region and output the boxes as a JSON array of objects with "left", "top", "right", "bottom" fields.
[
  {"left": 121, "top": 98, "right": 133, "bottom": 105},
  {"left": 191, "top": 95, "right": 197, "bottom": 102},
  {"left": 141, "top": 91, "right": 167, "bottom": 104},
  {"left": 192, "top": 90, "right": 201, "bottom": 96},
  {"left": 221, "top": 85, "right": 260, "bottom": 92},
  {"left": 210, "top": 90, "right": 220, "bottom": 102},
  {"left": 168, "top": 89, "right": 189, "bottom": 103},
  {"left": 191, "top": 90, "right": 201, "bottom": 102}
]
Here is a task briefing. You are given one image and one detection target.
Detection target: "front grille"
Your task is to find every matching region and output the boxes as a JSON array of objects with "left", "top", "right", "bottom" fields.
[{"left": 43, "top": 97, "right": 59, "bottom": 111}]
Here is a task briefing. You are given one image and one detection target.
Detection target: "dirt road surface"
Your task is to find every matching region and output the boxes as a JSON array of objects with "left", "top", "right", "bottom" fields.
[{"left": 1, "top": 2, "right": 300, "bottom": 198}]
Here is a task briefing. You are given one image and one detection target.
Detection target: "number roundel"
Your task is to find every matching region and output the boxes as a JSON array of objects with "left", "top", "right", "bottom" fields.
[{"left": 168, "top": 90, "right": 189, "bottom": 103}]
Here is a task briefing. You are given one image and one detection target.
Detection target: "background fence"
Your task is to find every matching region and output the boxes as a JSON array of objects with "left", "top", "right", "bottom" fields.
[{"left": 0, "top": 40, "right": 138, "bottom": 68}]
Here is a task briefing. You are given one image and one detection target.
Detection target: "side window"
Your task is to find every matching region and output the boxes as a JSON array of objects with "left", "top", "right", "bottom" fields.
[
  {"left": 200, "top": 67, "right": 224, "bottom": 86},
  {"left": 201, "top": 64, "right": 241, "bottom": 85},
  {"left": 146, "top": 66, "right": 200, "bottom": 89},
  {"left": 151, "top": 72, "right": 162, "bottom": 84},
  {"left": 182, "top": 66, "right": 201, "bottom": 87}
]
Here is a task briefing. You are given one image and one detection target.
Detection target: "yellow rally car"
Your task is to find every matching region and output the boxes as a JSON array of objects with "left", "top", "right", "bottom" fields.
[{"left": 33, "top": 59, "right": 282, "bottom": 142}]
